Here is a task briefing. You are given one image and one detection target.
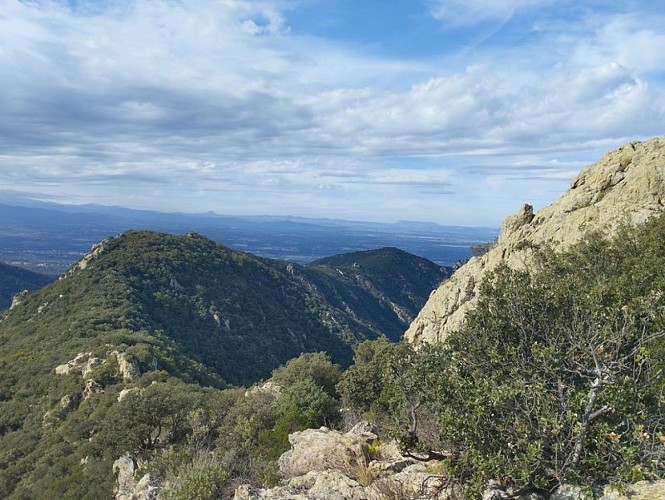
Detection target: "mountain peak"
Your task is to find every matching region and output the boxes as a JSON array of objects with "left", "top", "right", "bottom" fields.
[{"left": 405, "top": 135, "right": 665, "bottom": 345}]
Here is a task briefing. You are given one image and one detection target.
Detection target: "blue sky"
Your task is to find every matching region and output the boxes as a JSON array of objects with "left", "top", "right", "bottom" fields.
[{"left": 1, "top": 0, "right": 665, "bottom": 226}]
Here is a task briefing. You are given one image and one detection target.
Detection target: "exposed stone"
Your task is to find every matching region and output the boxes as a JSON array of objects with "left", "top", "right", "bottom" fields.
[
  {"left": 113, "top": 454, "right": 159, "bottom": 500},
  {"left": 238, "top": 426, "right": 453, "bottom": 499},
  {"left": 347, "top": 421, "right": 379, "bottom": 440},
  {"left": 551, "top": 484, "right": 592, "bottom": 500},
  {"left": 600, "top": 479, "right": 665, "bottom": 499},
  {"left": 117, "top": 387, "right": 140, "bottom": 402},
  {"left": 55, "top": 352, "right": 99, "bottom": 376},
  {"left": 83, "top": 379, "right": 104, "bottom": 399},
  {"left": 60, "top": 393, "right": 80, "bottom": 411},
  {"left": 406, "top": 136, "right": 665, "bottom": 345},
  {"left": 245, "top": 381, "right": 283, "bottom": 398},
  {"left": 113, "top": 454, "right": 138, "bottom": 500},
  {"left": 290, "top": 470, "right": 366, "bottom": 499},
  {"left": 114, "top": 352, "right": 141, "bottom": 381},
  {"left": 134, "top": 473, "right": 160, "bottom": 500},
  {"left": 278, "top": 427, "right": 370, "bottom": 479},
  {"left": 10, "top": 290, "right": 29, "bottom": 310},
  {"left": 63, "top": 239, "right": 110, "bottom": 278}
]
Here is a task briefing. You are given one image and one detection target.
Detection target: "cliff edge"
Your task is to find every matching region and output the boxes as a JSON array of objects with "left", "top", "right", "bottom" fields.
[{"left": 405, "top": 136, "right": 665, "bottom": 345}]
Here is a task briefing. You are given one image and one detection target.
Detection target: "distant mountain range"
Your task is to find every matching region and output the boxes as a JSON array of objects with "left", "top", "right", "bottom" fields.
[{"left": 0, "top": 195, "right": 498, "bottom": 274}]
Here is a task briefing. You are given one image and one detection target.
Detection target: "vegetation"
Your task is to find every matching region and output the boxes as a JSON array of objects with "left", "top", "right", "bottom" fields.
[
  {"left": 2, "top": 213, "right": 665, "bottom": 497},
  {"left": 341, "top": 214, "right": 665, "bottom": 496},
  {"left": 0, "top": 261, "right": 53, "bottom": 310},
  {"left": 469, "top": 238, "right": 497, "bottom": 257},
  {"left": 0, "top": 231, "right": 445, "bottom": 498}
]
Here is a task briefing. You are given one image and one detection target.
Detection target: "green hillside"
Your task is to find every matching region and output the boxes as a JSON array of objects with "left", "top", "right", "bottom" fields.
[
  {"left": 0, "top": 262, "right": 53, "bottom": 310},
  {"left": 304, "top": 247, "right": 450, "bottom": 339},
  {"left": 0, "top": 231, "right": 447, "bottom": 388},
  {"left": 0, "top": 230, "right": 451, "bottom": 498},
  {"left": 1, "top": 218, "right": 664, "bottom": 498}
]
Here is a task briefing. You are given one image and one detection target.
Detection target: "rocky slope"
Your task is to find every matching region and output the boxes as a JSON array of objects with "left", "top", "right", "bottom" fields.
[
  {"left": 230, "top": 424, "right": 665, "bottom": 500},
  {"left": 406, "top": 136, "right": 665, "bottom": 345}
]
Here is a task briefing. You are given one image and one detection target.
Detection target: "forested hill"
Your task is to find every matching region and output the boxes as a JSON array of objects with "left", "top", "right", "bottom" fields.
[
  {"left": 304, "top": 247, "right": 450, "bottom": 335},
  {"left": 0, "top": 262, "right": 53, "bottom": 310},
  {"left": 0, "top": 229, "right": 450, "bottom": 497},
  {"left": 0, "top": 230, "right": 449, "bottom": 388}
]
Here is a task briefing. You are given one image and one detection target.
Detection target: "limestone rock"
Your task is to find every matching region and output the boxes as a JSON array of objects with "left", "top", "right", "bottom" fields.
[
  {"left": 245, "top": 381, "right": 283, "bottom": 398},
  {"left": 406, "top": 136, "right": 665, "bottom": 345},
  {"left": 113, "top": 454, "right": 138, "bottom": 500},
  {"left": 83, "top": 379, "right": 104, "bottom": 399},
  {"left": 55, "top": 352, "right": 103, "bottom": 377},
  {"left": 551, "top": 484, "right": 592, "bottom": 500},
  {"left": 114, "top": 352, "right": 141, "bottom": 381},
  {"left": 347, "top": 421, "right": 379, "bottom": 439},
  {"left": 278, "top": 427, "right": 370, "bottom": 478},
  {"left": 62, "top": 238, "right": 109, "bottom": 279},
  {"left": 600, "top": 479, "right": 665, "bottom": 499},
  {"left": 113, "top": 454, "right": 159, "bottom": 500},
  {"left": 60, "top": 393, "right": 80, "bottom": 411},
  {"left": 237, "top": 425, "right": 451, "bottom": 499},
  {"left": 117, "top": 387, "right": 140, "bottom": 402},
  {"left": 10, "top": 290, "right": 29, "bottom": 310}
]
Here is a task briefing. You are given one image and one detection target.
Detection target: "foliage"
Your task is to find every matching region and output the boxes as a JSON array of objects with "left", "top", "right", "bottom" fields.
[
  {"left": 341, "top": 215, "right": 665, "bottom": 496},
  {"left": 338, "top": 337, "right": 446, "bottom": 451},
  {"left": 0, "top": 261, "right": 53, "bottom": 310}
]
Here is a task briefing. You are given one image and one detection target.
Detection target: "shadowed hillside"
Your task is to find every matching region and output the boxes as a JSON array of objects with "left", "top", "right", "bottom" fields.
[{"left": 0, "top": 262, "right": 53, "bottom": 310}]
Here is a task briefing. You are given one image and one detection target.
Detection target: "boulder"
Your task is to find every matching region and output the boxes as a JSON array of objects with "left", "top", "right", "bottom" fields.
[
  {"left": 114, "top": 352, "right": 141, "bottom": 380},
  {"left": 113, "top": 454, "right": 159, "bottom": 500},
  {"left": 277, "top": 427, "right": 370, "bottom": 479}
]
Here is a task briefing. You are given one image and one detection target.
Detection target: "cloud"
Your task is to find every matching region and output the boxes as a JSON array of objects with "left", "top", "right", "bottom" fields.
[
  {"left": 428, "top": 0, "right": 553, "bottom": 25},
  {"left": 1, "top": 0, "right": 664, "bottom": 225}
]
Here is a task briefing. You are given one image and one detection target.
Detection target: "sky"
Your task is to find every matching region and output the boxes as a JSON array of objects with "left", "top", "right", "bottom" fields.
[{"left": 1, "top": 0, "right": 665, "bottom": 226}]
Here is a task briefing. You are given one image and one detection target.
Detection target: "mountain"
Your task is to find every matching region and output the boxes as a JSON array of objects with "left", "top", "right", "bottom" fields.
[
  {"left": 0, "top": 262, "right": 53, "bottom": 310},
  {"left": 406, "top": 135, "right": 665, "bottom": 345},
  {"left": 0, "top": 197, "right": 497, "bottom": 273},
  {"left": 304, "top": 247, "right": 449, "bottom": 336},
  {"left": 0, "top": 230, "right": 450, "bottom": 497},
  {"left": 0, "top": 231, "right": 448, "bottom": 387}
]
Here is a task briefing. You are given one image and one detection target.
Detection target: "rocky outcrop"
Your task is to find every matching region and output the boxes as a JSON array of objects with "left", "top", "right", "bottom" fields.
[
  {"left": 278, "top": 426, "right": 374, "bottom": 479},
  {"left": 233, "top": 422, "right": 665, "bottom": 499},
  {"left": 54, "top": 352, "right": 104, "bottom": 377},
  {"left": 551, "top": 480, "right": 665, "bottom": 499},
  {"left": 113, "top": 351, "right": 141, "bottom": 381},
  {"left": 406, "top": 136, "right": 665, "bottom": 345},
  {"left": 62, "top": 238, "right": 110, "bottom": 279},
  {"left": 113, "top": 454, "right": 159, "bottom": 500},
  {"left": 9, "top": 290, "right": 29, "bottom": 310},
  {"left": 235, "top": 423, "right": 451, "bottom": 499}
]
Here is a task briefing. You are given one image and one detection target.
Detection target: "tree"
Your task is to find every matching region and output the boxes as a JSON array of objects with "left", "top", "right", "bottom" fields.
[{"left": 437, "top": 222, "right": 665, "bottom": 495}]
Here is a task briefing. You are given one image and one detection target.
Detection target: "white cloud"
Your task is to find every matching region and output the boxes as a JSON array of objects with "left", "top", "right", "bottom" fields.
[
  {"left": 1, "top": 0, "right": 664, "bottom": 225},
  {"left": 571, "top": 15, "right": 665, "bottom": 75},
  {"left": 428, "top": 0, "right": 553, "bottom": 24}
]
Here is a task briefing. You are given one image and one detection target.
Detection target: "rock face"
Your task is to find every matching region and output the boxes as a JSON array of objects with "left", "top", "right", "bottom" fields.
[{"left": 405, "top": 136, "right": 665, "bottom": 345}]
